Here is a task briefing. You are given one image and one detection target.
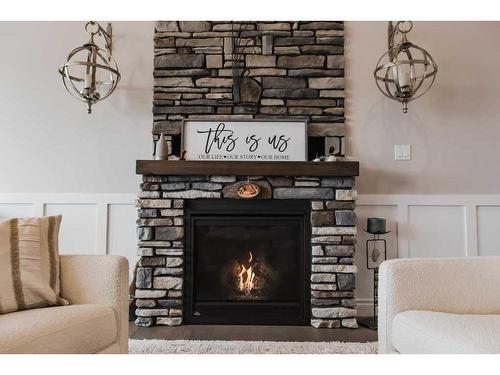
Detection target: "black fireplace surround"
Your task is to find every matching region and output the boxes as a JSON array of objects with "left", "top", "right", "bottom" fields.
[{"left": 184, "top": 200, "right": 311, "bottom": 325}]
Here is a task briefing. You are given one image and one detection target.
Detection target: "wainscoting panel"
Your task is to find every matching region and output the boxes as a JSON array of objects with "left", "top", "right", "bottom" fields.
[
  {"left": 107, "top": 203, "right": 138, "bottom": 274},
  {"left": 408, "top": 205, "right": 466, "bottom": 258},
  {"left": 45, "top": 203, "right": 98, "bottom": 255},
  {"left": 355, "top": 195, "right": 500, "bottom": 316},
  {"left": 477, "top": 206, "right": 500, "bottom": 256},
  {"left": 1, "top": 193, "right": 499, "bottom": 315},
  {"left": 0, "top": 194, "right": 137, "bottom": 277}
]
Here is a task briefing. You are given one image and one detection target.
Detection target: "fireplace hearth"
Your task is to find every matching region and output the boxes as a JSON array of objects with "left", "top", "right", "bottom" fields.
[
  {"left": 134, "top": 160, "right": 359, "bottom": 329},
  {"left": 184, "top": 200, "right": 310, "bottom": 325}
]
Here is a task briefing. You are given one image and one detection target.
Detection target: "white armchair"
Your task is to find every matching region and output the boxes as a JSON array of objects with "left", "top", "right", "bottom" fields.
[
  {"left": 0, "top": 255, "right": 128, "bottom": 354},
  {"left": 378, "top": 257, "right": 500, "bottom": 354}
]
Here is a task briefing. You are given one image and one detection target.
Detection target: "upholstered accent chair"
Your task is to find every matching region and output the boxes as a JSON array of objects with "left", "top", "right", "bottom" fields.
[
  {"left": 0, "top": 255, "right": 128, "bottom": 354},
  {"left": 378, "top": 257, "right": 500, "bottom": 354}
]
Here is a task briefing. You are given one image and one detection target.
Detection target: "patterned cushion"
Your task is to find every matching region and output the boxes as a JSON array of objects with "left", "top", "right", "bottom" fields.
[{"left": 0, "top": 216, "right": 68, "bottom": 314}]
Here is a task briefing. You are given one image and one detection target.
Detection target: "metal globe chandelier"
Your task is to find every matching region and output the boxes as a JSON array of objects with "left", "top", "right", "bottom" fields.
[
  {"left": 374, "top": 21, "right": 438, "bottom": 113},
  {"left": 59, "top": 21, "right": 121, "bottom": 114}
]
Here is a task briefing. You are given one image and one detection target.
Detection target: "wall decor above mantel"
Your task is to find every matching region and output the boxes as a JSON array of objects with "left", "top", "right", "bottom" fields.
[
  {"left": 181, "top": 119, "right": 308, "bottom": 161},
  {"left": 152, "top": 21, "right": 345, "bottom": 161}
]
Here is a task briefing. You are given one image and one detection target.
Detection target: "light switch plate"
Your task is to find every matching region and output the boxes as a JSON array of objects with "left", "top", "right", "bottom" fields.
[{"left": 394, "top": 144, "right": 411, "bottom": 161}]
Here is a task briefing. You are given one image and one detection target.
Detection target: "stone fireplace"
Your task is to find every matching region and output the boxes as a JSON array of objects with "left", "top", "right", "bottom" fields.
[
  {"left": 134, "top": 162, "right": 358, "bottom": 328},
  {"left": 134, "top": 20, "right": 357, "bottom": 329}
]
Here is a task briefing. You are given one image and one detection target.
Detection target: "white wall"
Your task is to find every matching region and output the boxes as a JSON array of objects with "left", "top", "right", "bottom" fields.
[
  {"left": 344, "top": 21, "right": 500, "bottom": 312},
  {"left": 0, "top": 21, "right": 152, "bottom": 276},
  {"left": 4, "top": 21, "right": 499, "bottom": 195},
  {"left": 346, "top": 22, "right": 500, "bottom": 194},
  {"left": 1, "top": 21, "right": 499, "bottom": 310},
  {"left": 0, "top": 21, "right": 153, "bottom": 193}
]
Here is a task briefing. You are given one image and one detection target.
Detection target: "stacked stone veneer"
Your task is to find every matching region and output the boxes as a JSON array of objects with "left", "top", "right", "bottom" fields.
[
  {"left": 153, "top": 21, "right": 345, "bottom": 156},
  {"left": 135, "top": 175, "right": 358, "bottom": 328}
]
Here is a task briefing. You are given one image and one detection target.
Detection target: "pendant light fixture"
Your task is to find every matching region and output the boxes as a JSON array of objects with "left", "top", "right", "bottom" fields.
[
  {"left": 374, "top": 21, "right": 438, "bottom": 113},
  {"left": 59, "top": 21, "right": 121, "bottom": 114}
]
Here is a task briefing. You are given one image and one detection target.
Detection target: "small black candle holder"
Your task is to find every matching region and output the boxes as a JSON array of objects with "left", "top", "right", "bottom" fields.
[{"left": 358, "top": 229, "right": 389, "bottom": 330}]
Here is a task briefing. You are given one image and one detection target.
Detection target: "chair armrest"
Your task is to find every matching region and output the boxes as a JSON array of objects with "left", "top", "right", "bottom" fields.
[
  {"left": 378, "top": 256, "right": 500, "bottom": 353},
  {"left": 59, "top": 255, "right": 129, "bottom": 354}
]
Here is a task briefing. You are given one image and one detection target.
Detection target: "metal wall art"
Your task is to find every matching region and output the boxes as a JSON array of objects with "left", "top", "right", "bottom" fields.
[
  {"left": 374, "top": 21, "right": 438, "bottom": 113},
  {"left": 59, "top": 21, "right": 121, "bottom": 114},
  {"left": 231, "top": 22, "right": 262, "bottom": 104}
]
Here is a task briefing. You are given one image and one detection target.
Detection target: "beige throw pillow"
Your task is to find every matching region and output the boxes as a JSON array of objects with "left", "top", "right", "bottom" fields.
[{"left": 0, "top": 215, "right": 68, "bottom": 314}]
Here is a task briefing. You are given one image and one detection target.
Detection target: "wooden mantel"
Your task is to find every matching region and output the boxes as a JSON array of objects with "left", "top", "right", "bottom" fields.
[{"left": 136, "top": 160, "right": 359, "bottom": 177}]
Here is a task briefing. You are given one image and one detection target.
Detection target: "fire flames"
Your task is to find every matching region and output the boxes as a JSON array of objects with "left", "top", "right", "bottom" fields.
[{"left": 236, "top": 251, "right": 257, "bottom": 293}]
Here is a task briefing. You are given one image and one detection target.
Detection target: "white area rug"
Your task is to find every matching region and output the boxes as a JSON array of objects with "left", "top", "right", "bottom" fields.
[{"left": 129, "top": 339, "right": 378, "bottom": 354}]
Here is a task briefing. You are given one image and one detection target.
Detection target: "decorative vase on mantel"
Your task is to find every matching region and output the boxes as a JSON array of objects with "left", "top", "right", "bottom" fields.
[{"left": 154, "top": 133, "right": 170, "bottom": 160}]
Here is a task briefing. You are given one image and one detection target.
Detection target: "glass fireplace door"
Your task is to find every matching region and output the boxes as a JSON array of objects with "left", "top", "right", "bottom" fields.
[{"left": 184, "top": 200, "right": 310, "bottom": 325}]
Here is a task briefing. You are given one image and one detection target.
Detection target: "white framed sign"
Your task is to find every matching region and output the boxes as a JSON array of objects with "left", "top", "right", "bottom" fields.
[{"left": 181, "top": 119, "right": 308, "bottom": 161}]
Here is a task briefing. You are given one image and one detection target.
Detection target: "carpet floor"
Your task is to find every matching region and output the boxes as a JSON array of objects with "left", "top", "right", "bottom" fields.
[{"left": 129, "top": 339, "right": 378, "bottom": 354}]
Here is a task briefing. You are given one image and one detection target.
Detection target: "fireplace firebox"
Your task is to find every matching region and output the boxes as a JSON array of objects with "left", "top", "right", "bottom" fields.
[{"left": 184, "top": 200, "right": 311, "bottom": 325}]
